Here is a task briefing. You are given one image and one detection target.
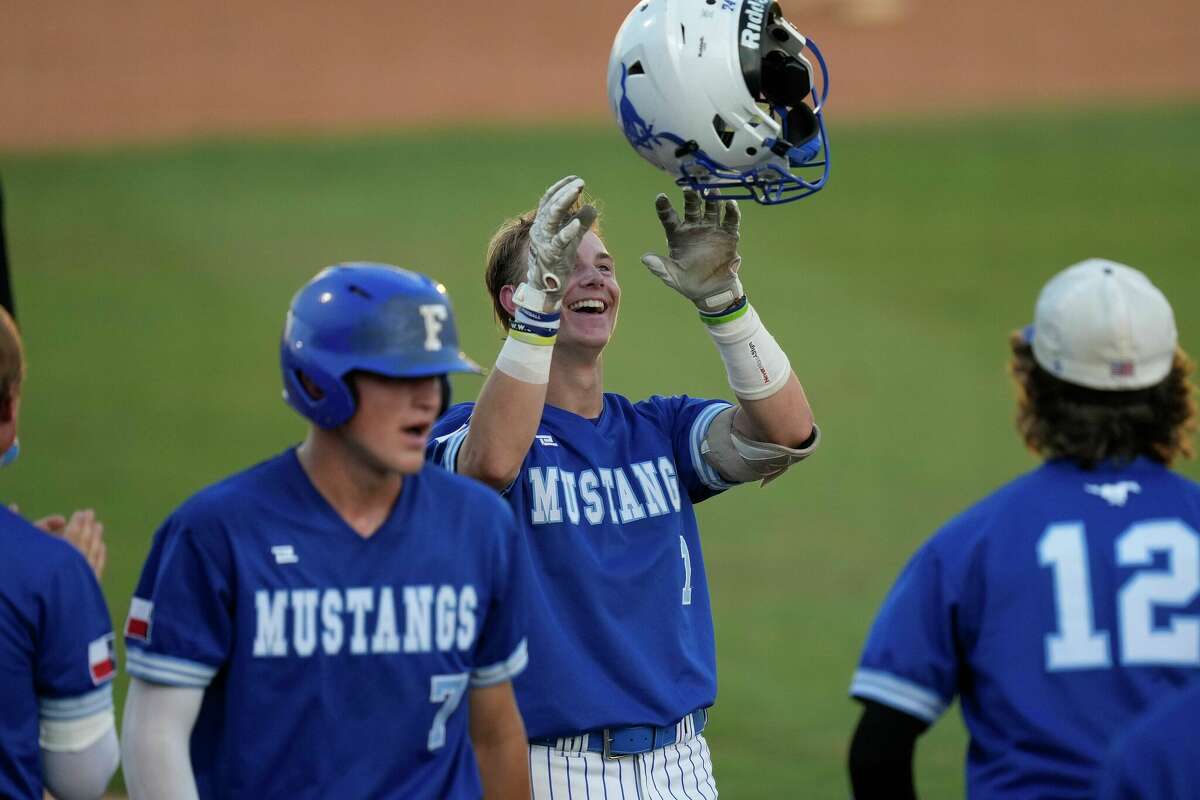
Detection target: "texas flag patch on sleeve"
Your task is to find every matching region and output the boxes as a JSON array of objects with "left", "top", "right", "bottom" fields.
[
  {"left": 125, "top": 597, "right": 153, "bottom": 642},
  {"left": 88, "top": 634, "right": 116, "bottom": 685}
]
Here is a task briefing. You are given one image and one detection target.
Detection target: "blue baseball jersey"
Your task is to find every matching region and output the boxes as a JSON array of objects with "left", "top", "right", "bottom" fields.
[
  {"left": 1096, "top": 681, "right": 1200, "bottom": 800},
  {"left": 0, "top": 507, "right": 115, "bottom": 800},
  {"left": 429, "top": 394, "right": 736, "bottom": 739},
  {"left": 125, "top": 450, "right": 530, "bottom": 800},
  {"left": 851, "top": 457, "right": 1200, "bottom": 798}
]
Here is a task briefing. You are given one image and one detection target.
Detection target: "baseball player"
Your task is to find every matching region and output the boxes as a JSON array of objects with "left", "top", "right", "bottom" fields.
[
  {"left": 121, "top": 264, "right": 533, "bottom": 799},
  {"left": 428, "top": 176, "right": 819, "bottom": 797},
  {"left": 1095, "top": 679, "right": 1200, "bottom": 799},
  {"left": 0, "top": 307, "right": 119, "bottom": 800},
  {"left": 848, "top": 259, "right": 1200, "bottom": 798}
]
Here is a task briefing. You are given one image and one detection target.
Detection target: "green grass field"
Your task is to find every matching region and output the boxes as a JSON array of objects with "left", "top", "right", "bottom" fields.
[{"left": 2, "top": 103, "right": 1199, "bottom": 797}]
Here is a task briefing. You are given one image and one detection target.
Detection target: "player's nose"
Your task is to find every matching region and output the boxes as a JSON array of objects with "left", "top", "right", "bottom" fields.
[
  {"left": 575, "top": 259, "right": 606, "bottom": 287},
  {"left": 410, "top": 376, "right": 441, "bottom": 412}
]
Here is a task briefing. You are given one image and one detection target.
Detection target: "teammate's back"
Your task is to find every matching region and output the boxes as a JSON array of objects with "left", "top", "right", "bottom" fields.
[
  {"left": 850, "top": 259, "right": 1200, "bottom": 799},
  {"left": 856, "top": 457, "right": 1200, "bottom": 795}
]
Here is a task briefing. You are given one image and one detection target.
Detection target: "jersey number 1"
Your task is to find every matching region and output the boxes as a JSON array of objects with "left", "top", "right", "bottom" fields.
[
  {"left": 1038, "top": 519, "right": 1200, "bottom": 670},
  {"left": 680, "top": 535, "right": 693, "bottom": 606}
]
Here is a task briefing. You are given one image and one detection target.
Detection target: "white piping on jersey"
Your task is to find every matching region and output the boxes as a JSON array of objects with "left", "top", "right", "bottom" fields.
[
  {"left": 849, "top": 667, "right": 947, "bottom": 723},
  {"left": 690, "top": 402, "right": 738, "bottom": 492},
  {"left": 434, "top": 424, "right": 470, "bottom": 472},
  {"left": 470, "top": 638, "right": 529, "bottom": 687},
  {"left": 38, "top": 685, "right": 114, "bottom": 721},
  {"left": 126, "top": 649, "right": 218, "bottom": 689}
]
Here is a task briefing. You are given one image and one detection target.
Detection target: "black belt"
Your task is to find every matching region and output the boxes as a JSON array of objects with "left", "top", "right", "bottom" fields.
[{"left": 530, "top": 708, "right": 708, "bottom": 760}]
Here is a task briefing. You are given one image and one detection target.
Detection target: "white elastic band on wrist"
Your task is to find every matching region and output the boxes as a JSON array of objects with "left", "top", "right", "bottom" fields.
[
  {"left": 702, "top": 303, "right": 791, "bottom": 400},
  {"left": 496, "top": 304, "right": 559, "bottom": 384},
  {"left": 495, "top": 333, "right": 555, "bottom": 384}
]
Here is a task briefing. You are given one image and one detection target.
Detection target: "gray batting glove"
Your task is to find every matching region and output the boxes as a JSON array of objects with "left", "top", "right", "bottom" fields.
[
  {"left": 641, "top": 190, "right": 744, "bottom": 313},
  {"left": 513, "top": 175, "right": 598, "bottom": 315}
]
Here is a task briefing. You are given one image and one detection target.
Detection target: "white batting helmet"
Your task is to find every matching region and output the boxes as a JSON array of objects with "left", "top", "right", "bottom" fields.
[{"left": 607, "top": 0, "right": 830, "bottom": 205}]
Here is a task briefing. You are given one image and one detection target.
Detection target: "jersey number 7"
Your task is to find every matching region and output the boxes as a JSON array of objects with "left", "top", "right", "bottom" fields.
[{"left": 427, "top": 673, "right": 469, "bottom": 751}]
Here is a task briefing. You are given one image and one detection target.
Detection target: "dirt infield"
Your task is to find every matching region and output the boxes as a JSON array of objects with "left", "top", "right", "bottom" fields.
[{"left": 3, "top": 0, "right": 1199, "bottom": 150}]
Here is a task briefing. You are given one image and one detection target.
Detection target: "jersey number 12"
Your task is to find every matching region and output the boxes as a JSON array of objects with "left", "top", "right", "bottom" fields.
[{"left": 1038, "top": 518, "right": 1200, "bottom": 670}]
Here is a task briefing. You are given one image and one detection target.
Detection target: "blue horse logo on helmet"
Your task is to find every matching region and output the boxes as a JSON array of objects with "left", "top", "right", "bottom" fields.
[{"left": 617, "top": 63, "right": 688, "bottom": 153}]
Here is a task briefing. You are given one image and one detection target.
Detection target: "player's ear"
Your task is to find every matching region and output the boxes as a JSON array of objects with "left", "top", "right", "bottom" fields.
[
  {"left": 498, "top": 285, "right": 518, "bottom": 321},
  {"left": 0, "top": 387, "right": 18, "bottom": 455},
  {"left": 0, "top": 385, "right": 18, "bottom": 424},
  {"left": 298, "top": 371, "right": 326, "bottom": 401}
]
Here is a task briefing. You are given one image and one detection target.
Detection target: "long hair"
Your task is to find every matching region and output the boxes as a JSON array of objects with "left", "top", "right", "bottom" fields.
[{"left": 1009, "top": 331, "right": 1198, "bottom": 468}]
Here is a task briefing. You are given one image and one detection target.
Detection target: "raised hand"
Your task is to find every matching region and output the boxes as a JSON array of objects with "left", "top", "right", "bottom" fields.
[
  {"left": 515, "top": 176, "right": 598, "bottom": 314},
  {"left": 35, "top": 508, "right": 107, "bottom": 580},
  {"left": 641, "top": 189, "right": 744, "bottom": 312}
]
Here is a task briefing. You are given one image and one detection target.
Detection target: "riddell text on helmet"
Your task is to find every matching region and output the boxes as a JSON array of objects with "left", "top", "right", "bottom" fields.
[{"left": 740, "top": 0, "right": 770, "bottom": 49}]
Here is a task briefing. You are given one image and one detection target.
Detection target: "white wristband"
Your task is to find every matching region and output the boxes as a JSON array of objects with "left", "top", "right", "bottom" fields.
[
  {"left": 702, "top": 303, "right": 791, "bottom": 400},
  {"left": 495, "top": 334, "right": 555, "bottom": 384}
]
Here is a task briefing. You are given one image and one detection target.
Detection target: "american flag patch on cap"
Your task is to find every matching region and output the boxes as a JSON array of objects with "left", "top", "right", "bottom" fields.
[
  {"left": 125, "top": 597, "right": 153, "bottom": 642},
  {"left": 88, "top": 634, "right": 115, "bottom": 685},
  {"left": 1111, "top": 361, "right": 1136, "bottom": 377}
]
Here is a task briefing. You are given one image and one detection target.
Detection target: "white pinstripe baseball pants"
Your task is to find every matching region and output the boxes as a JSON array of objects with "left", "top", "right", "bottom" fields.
[{"left": 528, "top": 726, "right": 718, "bottom": 799}]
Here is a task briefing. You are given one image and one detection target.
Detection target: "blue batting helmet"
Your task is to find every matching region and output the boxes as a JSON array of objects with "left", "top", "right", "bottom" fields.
[{"left": 281, "top": 263, "right": 482, "bottom": 429}]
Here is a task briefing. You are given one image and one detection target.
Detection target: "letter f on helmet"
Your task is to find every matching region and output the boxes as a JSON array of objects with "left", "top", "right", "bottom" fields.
[
  {"left": 280, "top": 263, "right": 482, "bottom": 429},
  {"left": 419, "top": 304, "right": 449, "bottom": 351}
]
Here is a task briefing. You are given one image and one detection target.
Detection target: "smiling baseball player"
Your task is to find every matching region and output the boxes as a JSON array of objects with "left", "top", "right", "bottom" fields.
[
  {"left": 121, "top": 264, "right": 533, "bottom": 799},
  {"left": 428, "top": 172, "right": 818, "bottom": 797}
]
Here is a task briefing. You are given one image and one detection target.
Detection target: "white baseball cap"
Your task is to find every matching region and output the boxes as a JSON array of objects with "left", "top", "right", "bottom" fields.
[{"left": 1028, "top": 258, "right": 1177, "bottom": 391}]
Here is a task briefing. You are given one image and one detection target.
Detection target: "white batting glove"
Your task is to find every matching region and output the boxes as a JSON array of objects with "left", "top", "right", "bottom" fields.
[
  {"left": 513, "top": 175, "right": 598, "bottom": 315},
  {"left": 641, "top": 190, "right": 745, "bottom": 312}
]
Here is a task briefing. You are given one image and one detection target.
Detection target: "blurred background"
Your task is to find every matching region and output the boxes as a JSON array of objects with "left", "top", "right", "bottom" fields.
[{"left": 2, "top": 0, "right": 1199, "bottom": 796}]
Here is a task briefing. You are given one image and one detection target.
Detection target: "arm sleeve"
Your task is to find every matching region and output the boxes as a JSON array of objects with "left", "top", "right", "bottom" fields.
[
  {"left": 124, "top": 510, "right": 234, "bottom": 688},
  {"left": 849, "top": 543, "right": 960, "bottom": 724},
  {"left": 35, "top": 549, "right": 116, "bottom": 723},
  {"left": 470, "top": 503, "right": 531, "bottom": 688},
  {"left": 40, "top": 724, "right": 119, "bottom": 800},
  {"left": 121, "top": 677, "right": 203, "bottom": 800},
  {"left": 848, "top": 700, "right": 928, "bottom": 800}
]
